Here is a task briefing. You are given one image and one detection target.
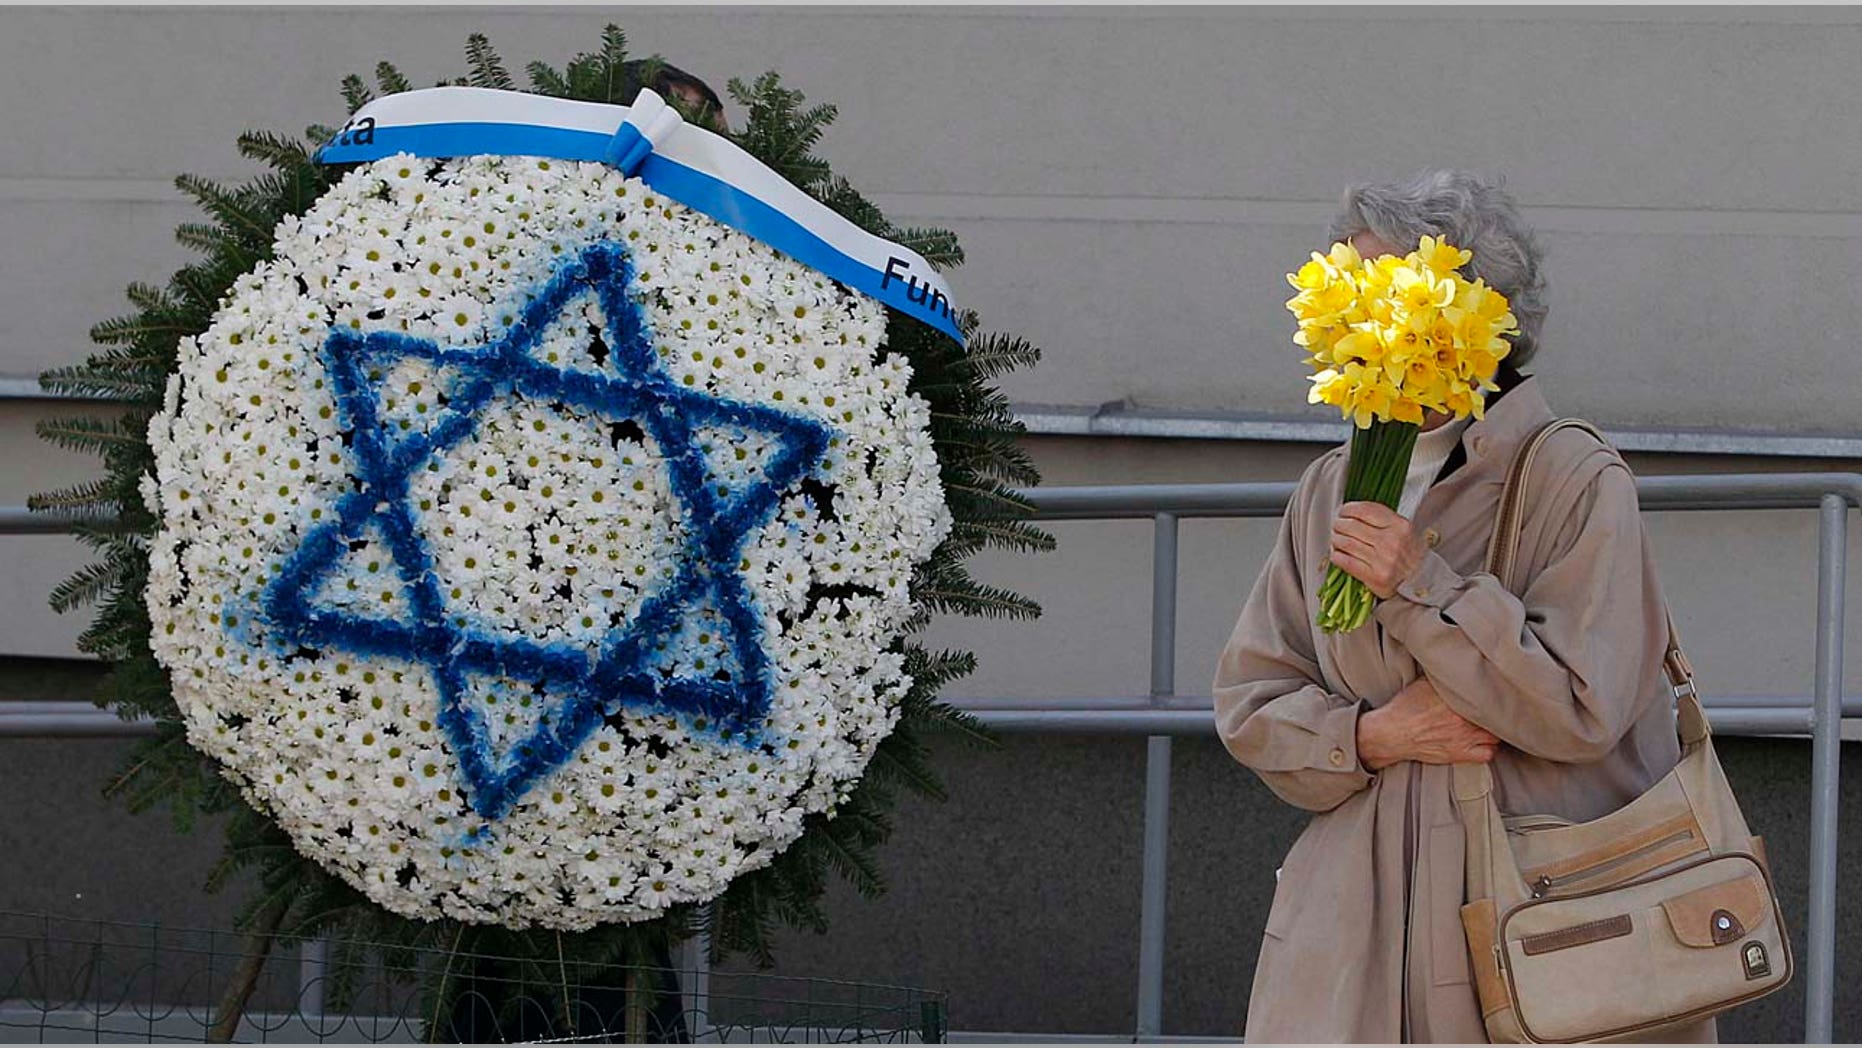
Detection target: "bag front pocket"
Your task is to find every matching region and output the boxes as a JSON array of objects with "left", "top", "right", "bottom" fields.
[
  {"left": 1659, "top": 871, "right": 1768, "bottom": 947},
  {"left": 1497, "top": 853, "right": 1790, "bottom": 1043},
  {"left": 1504, "top": 899, "right": 1662, "bottom": 1041}
]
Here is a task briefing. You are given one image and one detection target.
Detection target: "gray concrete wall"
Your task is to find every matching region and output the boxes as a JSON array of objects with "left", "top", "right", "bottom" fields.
[
  {"left": 7, "top": 5, "right": 1862, "bottom": 656},
  {"left": 6, "top": 8, "right": 1862, "bottom": 428},
  {"left": 5, "top": 723, "right": 1857, "bottom": 1040},
  {"left": 3, "top": 6, "right": 1860, "bottom": 1041}
]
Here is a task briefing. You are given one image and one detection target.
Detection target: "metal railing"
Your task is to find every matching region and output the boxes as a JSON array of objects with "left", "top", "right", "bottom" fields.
[
  {"left": 953, "top": 472, "right": 1853, "bottom": 1042},
  {"left": 0, "top": 470, "right": 1854, "bottom": 1041},
  {"left": 0, "top": 909, "right": 944, "bottom": 1044}
]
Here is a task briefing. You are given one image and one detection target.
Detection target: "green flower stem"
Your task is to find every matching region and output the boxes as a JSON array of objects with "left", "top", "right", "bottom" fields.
[{"left": 1317, "top": 418, "right": 1421, "bottom": 634}]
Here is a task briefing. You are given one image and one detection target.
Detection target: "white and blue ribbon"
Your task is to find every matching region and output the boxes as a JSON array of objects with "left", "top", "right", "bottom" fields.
[{"left": 316, "top": 87, "right": 963, "bottom": 344}]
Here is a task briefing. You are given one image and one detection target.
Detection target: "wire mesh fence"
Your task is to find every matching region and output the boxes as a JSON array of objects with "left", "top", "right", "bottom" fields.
[{"left": 0, "top": 911, "right": 946, "bottom": 1044}]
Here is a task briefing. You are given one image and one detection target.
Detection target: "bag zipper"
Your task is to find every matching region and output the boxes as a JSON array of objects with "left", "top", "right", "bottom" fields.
[
  {"left": 1506, "top": 815, "right": 1572, "bottom": 834},
  {"left": 1529, "top": 828, "right": 1696, "bottom": 898}
]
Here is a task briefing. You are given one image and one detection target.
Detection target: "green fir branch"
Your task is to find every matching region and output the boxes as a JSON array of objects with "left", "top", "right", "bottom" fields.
[
  {"left": 561, "top": 25, "right": 633, "bottom": 105},
  {"left": 805, "top": 175, "right": 891, "bottom": 236},
  {"left": 811, "top": 815, "right": 888, "bottom": 898},
  {"left": 726, "top": 73, "right": 835, "bottom": 191},
  {"left": 936, "top": 432, "right": 1045, "bottom": 487},
  {"left": 25, "top": 477, "right": 118, "bottom": 514},
  {"left": 913, "top": 558, "right": 1042, "bottom": 620},
  {"left": 37, "top": 363, "right": 162, "bottom": 402},
  {"left": 868, "top": 737, "right": 948, "bottom": 802},
  {"left": 951, "top": 331, "right": 1043, "bottom": 380},
  {"left": 172, "top": 173, "right": 279, "bottom": 247},
  {"left": 941, "top": 477, "right": 1041, "bottom": 521},
  {"left": 234, "top": 130, "right": 314, "bottom": 172},
  {"left": 375, "top": 61, "right": 413, "bottom": 97},
  {"left": 901, "top": 645, "right": 978, "bottom": 690},
  {"left": 86, "top": 312, "right": 185, "bottom": 350},
  {"left": 35, "top": 415, "right": 145, "bottom": 454},
  {"left": 894, "top": 227, "right": 964, "bottom": 270},
  {"left": 46, "top": 559, "right": 124, "bottom": 614},
  {"left": 945, "top": 516, "right": 1058, "bottom": 557},
  {"left": 340, "top": 74, "right": 373, "bottom": 115},
  {"left": 464, "top": 33, "right": 515, "bottom": 91},
  {"left": 908, "top": 699, "right": 998, "bottom": 748},
  {"left": 122, "top": 281, "right": 181, "bottom": 316},
  {"left": 525, "top": 60, "right": 571, "bottom": 98}
]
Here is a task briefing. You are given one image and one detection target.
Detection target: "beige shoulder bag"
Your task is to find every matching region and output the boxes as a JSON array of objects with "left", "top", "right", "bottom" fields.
[{"left": 1456, "top": 418, "right": 1793, "bottom": 1043}]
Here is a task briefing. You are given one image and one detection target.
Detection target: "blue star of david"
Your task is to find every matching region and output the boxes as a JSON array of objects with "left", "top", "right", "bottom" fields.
[{"left": 263, "top": 241, "right": 832, "bottom": 820}]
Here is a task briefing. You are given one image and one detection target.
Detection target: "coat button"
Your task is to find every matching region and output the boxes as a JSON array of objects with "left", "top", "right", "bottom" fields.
[
  {"left": 1423, "top": 527, "right": 1441, "bottom": 549},
  {"left": 1328, "top": 748, "right": 1348, "bottom": 767},
  {"left": 1413, "top": 586, "right": 1430, "bottom": 600}
]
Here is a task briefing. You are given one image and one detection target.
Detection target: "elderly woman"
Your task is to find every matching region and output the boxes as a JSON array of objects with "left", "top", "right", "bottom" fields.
[{"left": 1212, "top": 170, "right": 1707, "bottom": 1043}]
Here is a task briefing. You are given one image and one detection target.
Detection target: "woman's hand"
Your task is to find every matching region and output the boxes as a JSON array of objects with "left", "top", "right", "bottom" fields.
[
  {"left": 1356, "top": 676, "right": 1500, "bottom": 770},
  {"left": 1328, "top": 501, "right": 1426, "bottom": 599}
]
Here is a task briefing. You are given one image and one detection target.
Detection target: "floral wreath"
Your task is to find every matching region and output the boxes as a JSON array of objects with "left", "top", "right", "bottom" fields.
[{"left": 38, "top": 27, "right": 1047, "bottom": 977}]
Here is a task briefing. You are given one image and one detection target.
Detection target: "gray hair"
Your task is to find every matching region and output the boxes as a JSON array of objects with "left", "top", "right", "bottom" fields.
[{"left": 1325, "top": 169, "right": 1548, "bottom": 369}]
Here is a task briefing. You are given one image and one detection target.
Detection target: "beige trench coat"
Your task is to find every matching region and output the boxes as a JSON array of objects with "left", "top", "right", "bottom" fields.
[{"left": 1213, "top": 377, "right": 1712, "bottom": 1043}]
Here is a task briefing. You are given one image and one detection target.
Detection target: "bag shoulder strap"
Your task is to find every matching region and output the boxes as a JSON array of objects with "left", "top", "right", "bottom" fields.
[
  {"left": 1454, "top": 418, "right": 1708, "bottom": 798},
  {"left": 1483, "top": 418, "right": 1701, "bottom": 720}
]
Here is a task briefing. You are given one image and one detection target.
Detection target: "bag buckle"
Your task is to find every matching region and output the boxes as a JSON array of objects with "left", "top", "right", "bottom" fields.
[{"left": 1666, "top": 645, "right": 1697, "bottom": 699}]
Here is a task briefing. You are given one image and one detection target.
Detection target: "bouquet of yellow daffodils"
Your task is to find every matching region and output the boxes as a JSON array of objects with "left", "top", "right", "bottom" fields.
[{"left": 1286, "top": 236, "right": 1519, "bottom": 632}]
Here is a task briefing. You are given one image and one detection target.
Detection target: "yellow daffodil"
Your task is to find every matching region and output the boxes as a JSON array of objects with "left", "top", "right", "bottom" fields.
[
  {"left": 1288, "top": 255, "right": 1333, "bottom": 286},
  {"left": 1442, "top": 379, "right": 1483, "bottom": 419},
  {"left": 1392, "top": 265, "right": 1455, "bottom": 312},
  {"left": 1307, "top": 367, "right": 1349, "bottom": 407},
  {"left": 1414, "top": 234, "right": 1472, "bottom": 275},
  {"left": 1284, "top": 237, "right": 1517, "bottom": 429},
  {"left": 1404, "top": 353, "right": 1441, "bottom": 391},
  {"left": 1326, "top": 240, "right": 1363, "bottom": 271},
  {"left": 1389, "top": 394, "right": 1426, "bottom": 426},
  {"left": 1331, "top": 328, "right": 1386, "bottom": 365}
]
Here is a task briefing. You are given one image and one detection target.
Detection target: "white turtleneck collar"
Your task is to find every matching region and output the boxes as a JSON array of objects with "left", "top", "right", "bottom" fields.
[{"left": 1397, "top": 416, "right": 1472, "bottom": 519}]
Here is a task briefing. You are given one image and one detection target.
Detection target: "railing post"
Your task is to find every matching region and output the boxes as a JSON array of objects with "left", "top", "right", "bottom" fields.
[
  {"left": 681, "top": 917, "right": 711, "bottom": 1041},
  {"left": 298, "top": 936, "right": 327, "bottom": 1020},
  {"left": 1136, "top": 512, "right": 1178, "bottom": 1040},
  {"left": 1805, "top": 494, "right": 1844, "bottom": 1043}
]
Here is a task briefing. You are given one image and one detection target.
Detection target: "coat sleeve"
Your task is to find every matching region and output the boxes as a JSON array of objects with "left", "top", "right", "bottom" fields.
[
  {"left": 1370, "top": 455, "right": 1668, "bottom": 764},
  {"left": 1212, "top": 458, "right": 1376, "bottom": 812}
]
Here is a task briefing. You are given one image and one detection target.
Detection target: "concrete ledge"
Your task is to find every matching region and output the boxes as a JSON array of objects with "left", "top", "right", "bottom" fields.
[
  {"left": 1014, "top": 400, "right": 1862, "bottom": 459},
  {"left": 10, "top": 376, "right": 1862, "bottom": 459}
]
